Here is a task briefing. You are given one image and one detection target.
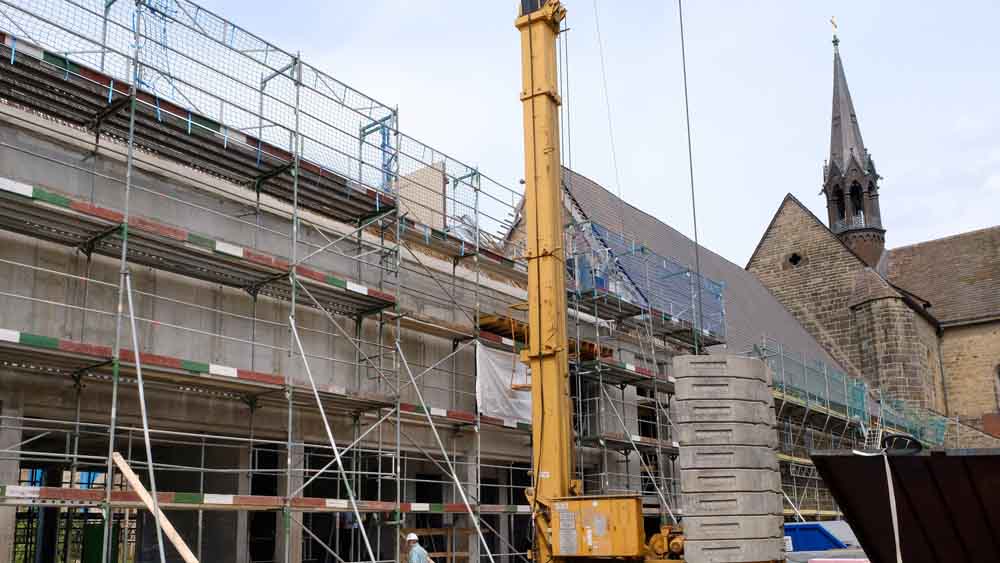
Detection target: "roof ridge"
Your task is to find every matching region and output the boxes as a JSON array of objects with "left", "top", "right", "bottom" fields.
[{"left": 888, "top": 223, "right": 1000, "bottom": 252}]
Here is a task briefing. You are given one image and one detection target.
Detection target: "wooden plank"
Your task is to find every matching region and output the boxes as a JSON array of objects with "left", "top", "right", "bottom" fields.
[{"left": 112, "top": 452, "right": 199, "bottom": 563}]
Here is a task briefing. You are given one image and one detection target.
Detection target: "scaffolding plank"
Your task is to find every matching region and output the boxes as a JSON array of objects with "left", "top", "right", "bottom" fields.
[
  {"left": 0, "top": 327, "right": 393, "bottom": 412},
  {"left": 0, "top": 180, "right": 394, "bottom": 317},
  {"left": 0, "top": 485, "right": 535, "bottom": 514}
]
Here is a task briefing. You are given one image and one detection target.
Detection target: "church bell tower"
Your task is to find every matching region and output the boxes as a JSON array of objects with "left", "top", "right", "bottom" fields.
[{"left": 822, "top": 35, "right": 885, "bottom": 266}]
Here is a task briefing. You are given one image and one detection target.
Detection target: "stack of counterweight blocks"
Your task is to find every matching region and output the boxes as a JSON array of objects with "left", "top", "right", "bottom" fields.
[{"left": 673, "top": 356, "right": 783, "bottom": 562}]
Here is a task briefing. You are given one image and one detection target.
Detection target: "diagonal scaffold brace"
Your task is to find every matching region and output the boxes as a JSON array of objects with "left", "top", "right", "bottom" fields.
[
  {"left": 396, "top": 341, "right": 497, "bottom": 563},
  {"left": 288, "top": 316, "right": 378, "bottom": 563}
]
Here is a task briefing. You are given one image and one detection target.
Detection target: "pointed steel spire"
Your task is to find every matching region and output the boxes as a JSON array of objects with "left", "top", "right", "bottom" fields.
[{"left": 828, "top": 36, "right": 868, "bottom": 178}]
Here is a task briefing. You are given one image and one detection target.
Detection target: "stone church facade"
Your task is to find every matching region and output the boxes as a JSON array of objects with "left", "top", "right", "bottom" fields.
[{"left": 748, "top": 37, "right": 1000, "bottom": 436}]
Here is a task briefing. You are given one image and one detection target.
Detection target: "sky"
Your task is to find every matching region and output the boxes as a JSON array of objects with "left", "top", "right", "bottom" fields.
[{"left": 198, "top": 0, "right": 1000, "bottom": 266}]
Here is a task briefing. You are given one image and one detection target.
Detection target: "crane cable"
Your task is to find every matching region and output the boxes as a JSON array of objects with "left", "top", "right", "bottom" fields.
[
  {"left": 591, "top": 0, "right": 627, "bottom": 235},
  {"left": 677, "top": 0, "right": 705, "bottom": 353}
]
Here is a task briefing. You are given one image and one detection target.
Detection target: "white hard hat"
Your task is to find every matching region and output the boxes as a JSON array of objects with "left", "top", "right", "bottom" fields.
[{"left": 406, "top": 533, "right": 419, "bottom": 542}]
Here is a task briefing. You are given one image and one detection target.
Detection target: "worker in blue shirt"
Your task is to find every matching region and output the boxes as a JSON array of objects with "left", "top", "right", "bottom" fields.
[{"left": 406, "top": 533, "right": 433, "bottom": 563}]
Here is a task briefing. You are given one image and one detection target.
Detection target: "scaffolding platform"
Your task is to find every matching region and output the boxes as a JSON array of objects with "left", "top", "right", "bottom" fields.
[
  {"left": 0, "top": 485, "right": 535, "bottom": 514},
  {"left": 398, "top": 217, "right": 523, "bottom": 278},
  {"left": 572, "top": 287, "right": 645, "bottom": 320},
  {"left": 0, "top": 326, "right": 394, "bottom": 413},
  {"left": 573, "top": 359, "right": 675, "bottom": 393},
  {"left": 643, "top": 309, "right": 725, "bottom": 347},
  {"left": 0, "top": 35, "right": 394, "bottom": 225},
  {"left": 0, "top": 180, "right": 395, "bottom": 317}
]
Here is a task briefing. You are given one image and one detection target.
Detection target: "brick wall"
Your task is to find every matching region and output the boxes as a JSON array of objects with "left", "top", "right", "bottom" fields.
[
  {"left": 941, "top": 320, "right": 1000, "bottom": 427},
  {"left": 748, "top": 197, "right": 868, "bottom": 378}
]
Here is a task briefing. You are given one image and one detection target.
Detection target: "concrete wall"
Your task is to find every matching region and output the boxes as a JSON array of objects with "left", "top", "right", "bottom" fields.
[
  {"left": 0, "top": 111, "right": 528, "bottom": 422},
  {"left": 0, "top": 389, "right": 22, "bottom": 563},
  {"left": 396, "top": 162, "right": 446, "bottom": 231}
]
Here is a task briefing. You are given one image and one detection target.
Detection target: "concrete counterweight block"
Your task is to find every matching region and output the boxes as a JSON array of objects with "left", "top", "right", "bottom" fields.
[
  {"left": 675, "top": 376, "right": 773, "bottom": 402},
  {"left": 675, "top": 422, "right": 778, "bottom": 447},
  {"left": 671, "top": 398, "right": 776, "bottom": 425},
  {"left": 680, "top": 467, "right": 781, "bottom": 494},
  {"left": 682, "top": 514, "right": 784, "bottom": 541},
  {"left": 683, "top": 538, "right": 786, "bottom": 563},
  {"left": 678, "top": 445, "right": 780, "bottom": 471},
  {"left": 673, "top": 355, "right": 772, "bottom": 384},
  {"left": 682, "top": 491, "right": 782, "bottom": 517}
]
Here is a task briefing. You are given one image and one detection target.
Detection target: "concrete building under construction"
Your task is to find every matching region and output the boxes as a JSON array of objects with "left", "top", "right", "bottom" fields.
[{"left": 0, "top": 1, "right": 993, "bottom": 562}]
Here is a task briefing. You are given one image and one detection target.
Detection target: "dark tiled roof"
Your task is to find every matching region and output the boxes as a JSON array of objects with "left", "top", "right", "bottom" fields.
[
  {"left": 563, "top": 168, "right": 844, "bottom": 369},
  {"left": 885, "top": 226, "right": 1000, "bottom": 325}
]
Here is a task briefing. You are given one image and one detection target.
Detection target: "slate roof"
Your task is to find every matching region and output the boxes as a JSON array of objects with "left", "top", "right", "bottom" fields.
[
  {"left": 884, "top": 226, "right": 1000, "bottom": 326},
  {"left": 563, "top": 168, "right": 844, "bottom": 369}
]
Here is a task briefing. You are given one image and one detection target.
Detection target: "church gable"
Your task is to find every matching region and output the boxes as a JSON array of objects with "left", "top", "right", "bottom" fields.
[{"left": 747, "top": 195, "right": 873, "bottom": 377}]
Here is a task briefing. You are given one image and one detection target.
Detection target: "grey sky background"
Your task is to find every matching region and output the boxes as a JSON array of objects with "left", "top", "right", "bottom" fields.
[{"left": 201, "top": 0, "right": 1000, "bottom": 266}]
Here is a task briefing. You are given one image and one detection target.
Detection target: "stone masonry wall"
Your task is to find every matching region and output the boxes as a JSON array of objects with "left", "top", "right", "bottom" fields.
[
  {"left": 915, "top": 313, "right": 948, "bottom": 414},
  {"left": 747, "top": 198, "right": 866, "bottom": 378},
  {"left": 851, "top": 297, "right": 932, "bottom": 409},
  {"left": 941, "top": 321, "right": 1000, "bottom": 428}
]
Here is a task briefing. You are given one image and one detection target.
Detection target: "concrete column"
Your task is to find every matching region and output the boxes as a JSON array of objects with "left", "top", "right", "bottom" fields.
[
  {"left": 461, "top": 445, "right": 480, "bottom": 563},
  {"left": 275, "top": 443, "right": 304, "bottom": 563},
  {"left": 235, "top": 445, "right": 251, "bottom": 563},
  {"left": 0, "top": 387, "right": 23, "bottom": 563}
]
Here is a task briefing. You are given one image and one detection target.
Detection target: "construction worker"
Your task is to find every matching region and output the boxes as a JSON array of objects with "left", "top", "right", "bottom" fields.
[{"left": 405, "top": 532, "right": 433, "bottom": 563}]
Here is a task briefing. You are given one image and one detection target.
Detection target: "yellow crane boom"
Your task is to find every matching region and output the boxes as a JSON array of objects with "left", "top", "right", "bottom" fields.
[
  {"left": 515, "top": 2, "right": 683, "bottom": 561},
  {"left": 515, "top": 3, "right": 575, "bottom": 560}
]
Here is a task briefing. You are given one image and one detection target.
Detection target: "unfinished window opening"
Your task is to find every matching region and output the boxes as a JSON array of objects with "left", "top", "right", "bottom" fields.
[
  {"left": 249, "top": 446, "right": 279, "bottom": 563},
  {"left": 637, "top": 386, "right": 658, "bottom": 440},
  {"left": 415, "top": 472, "right": 445, "bottom": 553}
]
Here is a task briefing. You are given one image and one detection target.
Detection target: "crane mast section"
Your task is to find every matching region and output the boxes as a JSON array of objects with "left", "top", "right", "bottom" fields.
[{"left": 515, "top": 0, "right": 575, "bottom": 512}]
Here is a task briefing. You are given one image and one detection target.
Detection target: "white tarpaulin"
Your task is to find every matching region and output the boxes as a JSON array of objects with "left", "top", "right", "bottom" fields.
[{"left": 476, "top": 342, "right": 532, "bottom": 425}]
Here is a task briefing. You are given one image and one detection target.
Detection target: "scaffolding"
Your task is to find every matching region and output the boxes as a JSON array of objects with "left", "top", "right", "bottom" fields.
[
  {"left": 750, "top": 337, "right": 952, "bottom": 519},
  {"left": 558, "top": 220, "right": 730, "bottom": 525},
  {"left": 0, "top": 0, "right": 532, "bottom": 561},
  {"left": 0, "top": 0, "right": 899, "bottom": 561}
]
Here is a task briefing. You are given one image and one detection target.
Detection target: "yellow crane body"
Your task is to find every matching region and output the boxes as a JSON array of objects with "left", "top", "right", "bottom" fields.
[
  {"left": 549, "top": 496, "right": 647, "bottom": 557},
  {"left": 514, "top": 1, "right": 576, "bottom": 559},
  {"left": 515, "top": 1, "right": 654, "bottom": 560}
]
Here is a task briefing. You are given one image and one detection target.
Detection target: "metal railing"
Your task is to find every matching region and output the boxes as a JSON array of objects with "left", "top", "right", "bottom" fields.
[{"left": 832, "top": 212, "right": 882, "bottom": 233}]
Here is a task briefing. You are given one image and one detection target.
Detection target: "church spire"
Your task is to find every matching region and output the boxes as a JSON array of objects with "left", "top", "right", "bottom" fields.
[
  {"left": 828, "top": 35, "right": 869, "bottom": 179},
  {"left": 822, "top": 32, "right": 886, "bottom": 266}
]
